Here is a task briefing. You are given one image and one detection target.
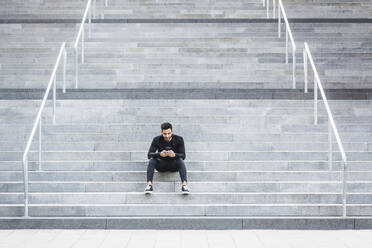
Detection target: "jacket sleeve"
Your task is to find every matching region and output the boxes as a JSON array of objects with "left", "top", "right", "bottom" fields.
[
  {"left": 175, "top": 137, "right": 186, "bottom": 160},
  {"left": 147, "top": 137, "right": 160, "bottom": 159}
]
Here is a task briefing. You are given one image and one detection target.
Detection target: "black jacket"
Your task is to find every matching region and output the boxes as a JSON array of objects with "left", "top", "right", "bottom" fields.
[{"left": 147, "top": 134, "right": 186, "bottom": 160}]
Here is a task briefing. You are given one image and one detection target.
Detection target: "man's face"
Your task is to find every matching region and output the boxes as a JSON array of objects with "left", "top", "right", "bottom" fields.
[{"left": 161, "top": 128, "right": 173, "bottom": 141}]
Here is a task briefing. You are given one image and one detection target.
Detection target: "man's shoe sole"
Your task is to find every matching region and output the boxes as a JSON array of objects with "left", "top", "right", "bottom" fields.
[
  {"left": 182, "top": 191, "right": 190, "bottom": 195},
  {"left": 144, "top": 191, "right": 153, "bottom": 195}
]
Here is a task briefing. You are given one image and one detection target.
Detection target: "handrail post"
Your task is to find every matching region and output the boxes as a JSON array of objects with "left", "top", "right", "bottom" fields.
[
  {"left": 266, "top": 0, "right": 269, "bottom": 18},
  {"left": 328, "top": 119, "right": 332, "bottom": 170},
  {"left": 285, "top": 28, "right": 288, "bottom": 64},
  {"left": 105, "top": 0, "right": 108, "bottom": 7},
  {"left": 314, "top": 73, "right": 318, "bottom": 125},
  {"left": 303, "top": 48, "right": 308, "bottom": 93},
  {"left": 75, "top": 47, "right": 78, "bottom": 89},
  {"left": 278, "top": 2, "right": 281, "bottom": 38},
  {"left": 39, "top": 118, "right": 42, "bottom": 171},
  {"left": 23, "top": 157, "right": 29, "bottom": 218},
  {"left": 342, "top": 161, "right": 347, "bottom": 217},
  {"left": 292, "top": 46, "right": 296, "bottom": 89},
  {"left": 263, "top": 0, "right": 266, "bottom": 7},
  {"left": 273, "top": 0, "right": 276, "bottom": 18},
  {"left": 53, "top": 76, "right": 57, "bottom": 125},
  {"left": 63, "top": 47, "right": 66, "bottom": 93},
  {"left": 82, "top": 28, "right": 85, "bottom": 64}
]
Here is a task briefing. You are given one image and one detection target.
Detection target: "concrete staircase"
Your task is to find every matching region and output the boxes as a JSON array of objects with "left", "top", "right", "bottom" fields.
[
  {"left": 0, "top": 0, "right": 87, "bottom": 19},
  {"left": 1, "top": 99, "right": 372, "bottom": 219},
  {"left": 0, "top": 0, "right": 267, "bottom": 19},
  {"left": 2, "top": 22, "right": 372, "bottom": 90},
  {"left": 1, "top": 22, "right": 293, "bottom": 90},
  {"left": 105, "top": 0, "right": 372, "bottom": 19},
  {"left": 101, "top": 0, "right": 267, "bottom": 19},
  {"left": 1, "top": 0, "right": 372, "bottom": 20},
  {"left": 100, "top": 0, "right": 372, "bottom": 19},
  {"left": 284, "top": 0, "right": 372, "bottom": 19},
  {"left": 0, "top": 0, "right": 372, "bottom": 229},
  {"left": 292, "top": 23, "right": 372, "bottom": 89}
]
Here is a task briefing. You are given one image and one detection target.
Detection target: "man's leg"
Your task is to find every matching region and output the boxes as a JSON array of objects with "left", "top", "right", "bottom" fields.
[
  {"left": 147, "top": 158, "right": 159, "bottom": 185},
  {"left": 171, "top": 159, "right": 189, "bottom": 194},
  {"left": 153, "top": 159, "right": 189, "bottom": 194},
  {"left": 162, "top": 159, "right": 187, "bottom": 185},
  {"left": 174, "top": 158, "right": 187, "bottom": 185}
]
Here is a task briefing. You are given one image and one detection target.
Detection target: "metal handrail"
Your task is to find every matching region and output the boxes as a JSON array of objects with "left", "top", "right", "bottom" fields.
[
  {"left": 303, "top": 42, "right": 348, "bottom": 217},
  {"left": 74, "top": 0, "right": 95, "bottom": 89},
  {"left": 277, "top": 0, "right": 296, "bottom": 89},
  {"left": 22, "top": 42, "right": 67, "bottom": 218}
]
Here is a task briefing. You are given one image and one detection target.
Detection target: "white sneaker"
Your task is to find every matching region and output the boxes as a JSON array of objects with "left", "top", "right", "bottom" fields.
[
  {"left": 181, "top": 185, "right": 190, "bottom": 195},
  {"left": 144, "top": 185, "right": 153, "bottom": 194}
]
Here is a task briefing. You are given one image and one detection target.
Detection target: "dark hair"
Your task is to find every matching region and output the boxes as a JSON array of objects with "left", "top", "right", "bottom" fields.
[{"left": 161, "top": 122, "right": 172, "bottom": 131}]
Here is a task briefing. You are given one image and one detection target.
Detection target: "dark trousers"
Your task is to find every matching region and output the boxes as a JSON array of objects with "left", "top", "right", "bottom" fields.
[{"left": 147, "top": 158, "right": 187, "bottom": 183}]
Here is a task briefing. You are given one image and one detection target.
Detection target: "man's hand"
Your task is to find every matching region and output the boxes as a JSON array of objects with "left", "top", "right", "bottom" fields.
[
  {"left": 168, "top": 150, "right": 176, "bottom": 157},
  {"left": 160, "top": 150, "right": 168, "bottom": 157}
]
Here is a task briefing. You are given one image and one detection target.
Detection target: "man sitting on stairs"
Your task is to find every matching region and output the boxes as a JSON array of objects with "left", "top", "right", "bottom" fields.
[{"left": 145, "top": 122, "right": 189, "bottom": 195}]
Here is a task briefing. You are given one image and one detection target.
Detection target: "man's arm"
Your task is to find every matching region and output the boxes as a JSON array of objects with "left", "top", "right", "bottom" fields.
[
  {"left": 175, "top": 137, "right": 186, "bottom": 160},
  {"left": 148, "top": 137, "right": 160, "bottom": 159}
]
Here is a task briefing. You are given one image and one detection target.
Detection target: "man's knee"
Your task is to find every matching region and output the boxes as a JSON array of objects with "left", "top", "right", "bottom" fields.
[
  {"left": 175, "top": 158, "right": 186, "bottom": 168},
  {"left": 176, "top": 158, "right": 185, "bottom": 165},
  {"left": 148, "top": 158, "right": 158, "bottom": 167}
]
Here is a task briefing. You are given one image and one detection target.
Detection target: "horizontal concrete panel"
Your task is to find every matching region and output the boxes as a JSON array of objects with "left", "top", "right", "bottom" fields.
[
  {"left": 0, "top": 181, "right": 344, "bottom": 193},
  {"left": 23, "top": 171, "right": 345, "bottom": 182},
  {"left": 27, "top": 204, "right": 345, "bottom": 217},
  {"left": 1, "top": 217, "right": 372, "bottom": 229},
  {"left": 206, "top": 205, "right": 343, "bottom": 216},
  {"left": 24, "top": 192, "right": 342, "bottom": 205}
]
